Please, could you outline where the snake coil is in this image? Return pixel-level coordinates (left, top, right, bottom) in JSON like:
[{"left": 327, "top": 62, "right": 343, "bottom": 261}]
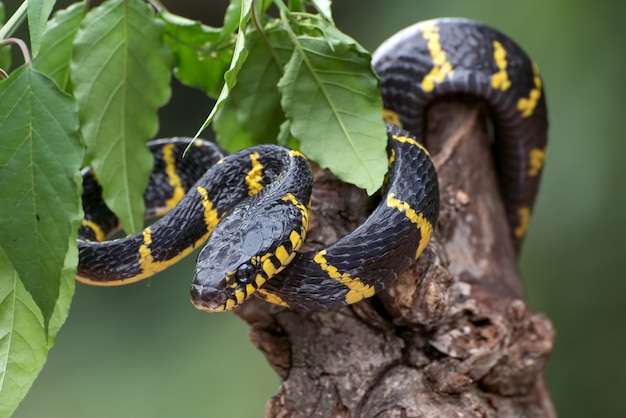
[{"left": 77, "top": 18, "right": 547, "bottom": 312}]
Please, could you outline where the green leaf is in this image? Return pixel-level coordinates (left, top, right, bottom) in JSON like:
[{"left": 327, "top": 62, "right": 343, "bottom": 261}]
[
  {"left": 161, "top": 11, "right": 232, "bottom": 98},
  {"left": 0, "top": 249, "right": 47, "bottom": 418},
  {"left": 0, "top": 2, "right": 10, "bottom": 72},
  {"left": 292, "top": 13, "right": 367, "bottom": 52},
  {"left": 278, "top": 27, "right": 387, "bottom": 194},
  {"left": 196, "top": 0, "right": 253, "bottom": 136},
  {"left": 221, "top": 0, "right": 274, "bottom": 41},
  {"left": 214, "top": 27, "right": 293, "bottom": 151},
  {"left": 0, "top": 232, "right": 74, "bottom": 416},
  {"left": 71, "top": 0, "right": 171, "bottom": 233},
  {"left": 311, "top": 0, "right": 333, "bottom": 23},
  {"left": 221, "top": 0, "right": 241, "bottom": 41},
  {"left": 27, "top": 0, "right": 56, "bottom": 57},
  {"left": 33, "top": 2, "right": 85, "bottom": 93},
  {"left": 288, "top": 0, "right": 305, "bottom": 12},
  {"left": 46, "top": 232, "right": 78, "bottom": 347},
  {"left": 277, "top": 119, "right": 291, "bottom": 146},
  {"left": 277, "top": 119, "right": 299, "bottom": 149},
  {"left": 0, "top": 66, "right": 82, "bottom": 329},
  {"left": 213, "top": 103, "right": 252, "bottom": 151}
]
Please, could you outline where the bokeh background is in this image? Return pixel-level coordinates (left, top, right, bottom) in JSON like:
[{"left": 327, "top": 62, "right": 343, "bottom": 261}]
[{"left": 7, "top": 0, "right": 625, "bottom": 416}]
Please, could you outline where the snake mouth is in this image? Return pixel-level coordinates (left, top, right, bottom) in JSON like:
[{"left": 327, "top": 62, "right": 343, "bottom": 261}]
[{"left": 190, "top": 283, "right": 228, "bottom": 312}]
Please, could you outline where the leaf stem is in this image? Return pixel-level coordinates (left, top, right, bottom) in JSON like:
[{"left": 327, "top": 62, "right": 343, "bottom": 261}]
[
  {"left": 0, "top": 38, "right": 31, "bottom": 66},
  {"left": 273, "top": 0, "right": 289, "bottom": 15},
  {"left": 252, "top": 1, "right": 283, "bottom": 73},
  {"left": 0, "top": 1, "right": 27, "bottom": 40},
  {"left": 251, "top": 0, "right": 263, "bottom": 31},
  {"left": 274, "top": 0, "right": 298, "bottom": 41},
  {"left": 146, "top": 0, "right": 165, "bottom": 13}
]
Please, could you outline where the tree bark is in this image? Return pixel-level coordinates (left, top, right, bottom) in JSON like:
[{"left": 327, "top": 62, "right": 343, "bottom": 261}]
[{"left": 236, "top": 98, "right": 556, "bottom": 418}]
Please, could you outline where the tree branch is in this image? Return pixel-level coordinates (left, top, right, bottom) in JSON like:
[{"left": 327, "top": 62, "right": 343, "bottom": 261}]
[{"left": 236, "top": 98, "right": 555, "bottom": 418}]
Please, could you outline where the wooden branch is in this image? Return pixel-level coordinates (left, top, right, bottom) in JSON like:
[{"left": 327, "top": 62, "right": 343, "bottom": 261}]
[{"left": 236, "top": 99, "right": 556, "bottom": 418}]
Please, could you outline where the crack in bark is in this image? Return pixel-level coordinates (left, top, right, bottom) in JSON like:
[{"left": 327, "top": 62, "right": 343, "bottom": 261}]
[{"left": 355, "top": 359, "right": 405, "bottom": 417}]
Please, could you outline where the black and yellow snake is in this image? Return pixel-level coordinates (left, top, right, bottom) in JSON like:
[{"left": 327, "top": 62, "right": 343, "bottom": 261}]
[{"left": 77, "top": 18, "right": 548, "bottom": 312}]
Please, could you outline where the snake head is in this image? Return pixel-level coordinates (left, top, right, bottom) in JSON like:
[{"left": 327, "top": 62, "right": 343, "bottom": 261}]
[
  {"left": 190, "top": 240, "right": 265, "bottom": 313},
  {"left": 190, "top": 195, "right": 307, "bottom": 312}
]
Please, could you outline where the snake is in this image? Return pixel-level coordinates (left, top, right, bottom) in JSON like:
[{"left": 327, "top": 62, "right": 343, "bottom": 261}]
[{"left": 76, "top": 18, "right": 548, "bottom": 312}]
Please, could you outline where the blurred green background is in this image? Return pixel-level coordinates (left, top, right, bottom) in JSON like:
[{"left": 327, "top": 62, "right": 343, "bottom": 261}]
[{"left": 7, "top": 0, "right": 626, "bottom": 416}]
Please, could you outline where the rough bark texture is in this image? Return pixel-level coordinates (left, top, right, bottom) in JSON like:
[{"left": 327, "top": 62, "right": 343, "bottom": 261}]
[{"left": 236, "top": 99, "right": 556, "bottom": 418}]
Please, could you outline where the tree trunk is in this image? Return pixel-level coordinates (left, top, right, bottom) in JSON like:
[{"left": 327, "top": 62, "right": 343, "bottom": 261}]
[{"left": 235, "top": 98, "right": 556, "bottom": 418}]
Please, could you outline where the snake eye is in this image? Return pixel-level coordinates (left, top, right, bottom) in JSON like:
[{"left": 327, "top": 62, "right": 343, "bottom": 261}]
[{"left": 235, "top": 263, "right": 254, "bottom": 284}]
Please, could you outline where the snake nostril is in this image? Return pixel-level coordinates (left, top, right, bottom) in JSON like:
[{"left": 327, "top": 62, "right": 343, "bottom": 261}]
[{"left": 190, "top": 284, "right": 227, "bottom": 310}]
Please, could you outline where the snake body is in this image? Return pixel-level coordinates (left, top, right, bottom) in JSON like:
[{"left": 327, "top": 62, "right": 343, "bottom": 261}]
[
  {"left": 373, "top": 18, "right": 548, "bottom": 250},
  {"left": 77, "top": 18, "right": 547, "bottom": 312}
]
